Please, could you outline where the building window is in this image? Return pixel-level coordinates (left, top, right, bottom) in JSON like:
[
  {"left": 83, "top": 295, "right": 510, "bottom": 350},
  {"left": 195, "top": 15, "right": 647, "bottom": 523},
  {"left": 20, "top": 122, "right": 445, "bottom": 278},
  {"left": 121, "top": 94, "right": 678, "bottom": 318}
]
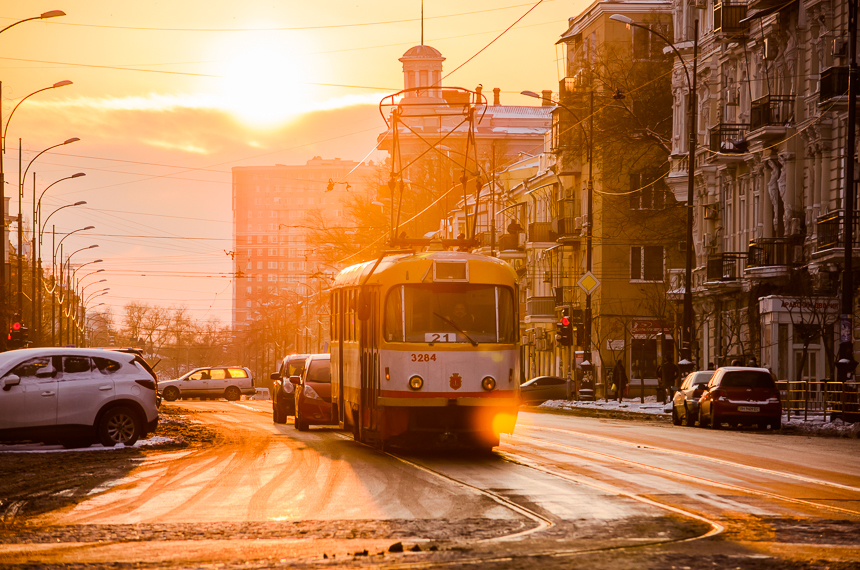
[
  {"left": 246, "top": 286, "right": 252, "bottom": 293},
  {"left": 268, "top": 261, "right": 277, "bottom": 269},
  {"left": 630, "top": 246, "right": 663, "bottom": 281},
  {"left": 632, "top": 23, "right": 669, "bottom": 61},
  {"left": 629, "top": 173, "right": 665, "bottom": 210},
  {"left": 256, "top": 261, "right": 263, "bottom": 269}
]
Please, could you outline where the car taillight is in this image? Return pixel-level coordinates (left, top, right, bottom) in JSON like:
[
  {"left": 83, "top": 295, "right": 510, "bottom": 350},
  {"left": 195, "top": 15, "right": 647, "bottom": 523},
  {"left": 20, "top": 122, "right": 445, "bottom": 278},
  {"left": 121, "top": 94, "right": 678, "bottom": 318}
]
[
  {"left": 712, "top": 389, "right": 727, "bottom": 400},
  {"left": 136, "top": 379, "right": 156, "bottom": 390}
]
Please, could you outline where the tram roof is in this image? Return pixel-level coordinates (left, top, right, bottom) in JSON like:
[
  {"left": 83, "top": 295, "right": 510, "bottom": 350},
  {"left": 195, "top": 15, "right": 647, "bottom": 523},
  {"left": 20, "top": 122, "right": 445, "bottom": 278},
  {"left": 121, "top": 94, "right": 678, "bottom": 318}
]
[{"left": 332, "top": 250, "right": 517, "bottom": 289}]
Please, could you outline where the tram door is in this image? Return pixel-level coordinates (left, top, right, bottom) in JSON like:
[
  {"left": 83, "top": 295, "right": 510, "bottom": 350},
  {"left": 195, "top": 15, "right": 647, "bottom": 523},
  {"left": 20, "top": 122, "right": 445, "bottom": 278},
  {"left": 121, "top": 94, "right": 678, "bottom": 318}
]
[{"left": 359, "top": 287, "right": 381, "bottom": 433}]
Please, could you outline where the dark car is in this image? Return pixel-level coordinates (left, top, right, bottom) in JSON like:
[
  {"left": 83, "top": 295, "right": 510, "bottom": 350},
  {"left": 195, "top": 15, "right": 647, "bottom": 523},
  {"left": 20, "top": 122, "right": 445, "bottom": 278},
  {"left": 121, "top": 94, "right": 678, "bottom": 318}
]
[
  {"left": 292, "top": 354, "right": 337, "bottom": 431},
  {"left": 670, "top": 370, "right": 715, "bottom": 426},
  {"left": 520, "top": 376, "right": 569, "bottom": 405},
  {"left": 271, "top": 353, "right": 309, "bottom": 424},
  {"left": 698, "top": 367, "right": 782, "bottom": 430}
]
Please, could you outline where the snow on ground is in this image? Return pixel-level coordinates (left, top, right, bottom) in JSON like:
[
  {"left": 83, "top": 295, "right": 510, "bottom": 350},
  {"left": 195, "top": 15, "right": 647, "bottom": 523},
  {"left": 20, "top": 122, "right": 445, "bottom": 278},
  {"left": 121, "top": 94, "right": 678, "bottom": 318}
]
[
  {"left": 0, "top": 436, "right": 181, "bottom": 453},
  {"left": 538, "top": 396, "right": 860, "bottom": 438}
]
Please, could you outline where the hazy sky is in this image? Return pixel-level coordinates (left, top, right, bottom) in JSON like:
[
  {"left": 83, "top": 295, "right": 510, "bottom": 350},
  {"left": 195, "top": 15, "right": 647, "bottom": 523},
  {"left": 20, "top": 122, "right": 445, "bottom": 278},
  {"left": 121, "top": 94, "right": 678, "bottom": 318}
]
[{"left": 1, "top": 0, "right": 583, "bottom": 325}]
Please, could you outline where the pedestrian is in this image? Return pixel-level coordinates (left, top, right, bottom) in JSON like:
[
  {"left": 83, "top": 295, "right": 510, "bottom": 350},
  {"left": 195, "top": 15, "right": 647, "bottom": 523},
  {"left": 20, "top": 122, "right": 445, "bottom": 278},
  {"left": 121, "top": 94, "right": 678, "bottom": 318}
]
[
  {"left": 747, "top": 356, "right": 758, "bottom": 367},
  {"left": 731, "top": 358, "right": 743, "bottom": 366},
  {"left": 707, "top": 361, "right": 715, "bottom": 370},
  {"left": 611, "top": 358, "right": 628, "bottom": 402},
  {"left": 655, "top": 356, "right": 679, "bottom": 404}
]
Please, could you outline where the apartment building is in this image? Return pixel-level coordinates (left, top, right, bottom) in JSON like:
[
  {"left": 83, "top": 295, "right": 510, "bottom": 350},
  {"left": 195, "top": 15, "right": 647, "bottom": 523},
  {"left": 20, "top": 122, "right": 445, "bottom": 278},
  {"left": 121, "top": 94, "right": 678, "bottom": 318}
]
[{"left": 231, "top": 157, "right": 374, "bottom": 329}]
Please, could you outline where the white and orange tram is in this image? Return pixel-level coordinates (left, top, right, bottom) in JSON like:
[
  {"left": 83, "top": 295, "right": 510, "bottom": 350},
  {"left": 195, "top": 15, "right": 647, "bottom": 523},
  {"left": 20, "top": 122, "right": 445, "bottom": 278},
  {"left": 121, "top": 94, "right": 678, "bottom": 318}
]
[{"left": 330, "top": 250, "right": 520, "bottom": 450}]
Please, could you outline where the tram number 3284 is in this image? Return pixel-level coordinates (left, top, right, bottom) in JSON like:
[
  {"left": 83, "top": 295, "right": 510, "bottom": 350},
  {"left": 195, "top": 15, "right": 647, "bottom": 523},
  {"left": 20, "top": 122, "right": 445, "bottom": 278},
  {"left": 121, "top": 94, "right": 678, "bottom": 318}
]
[{"left": 411, "top": 353, "right": 437, "bottom": 362}]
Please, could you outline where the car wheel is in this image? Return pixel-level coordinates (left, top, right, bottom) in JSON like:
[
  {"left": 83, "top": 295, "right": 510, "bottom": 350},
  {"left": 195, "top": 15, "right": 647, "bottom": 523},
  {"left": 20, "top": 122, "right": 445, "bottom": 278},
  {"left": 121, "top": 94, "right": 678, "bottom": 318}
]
[
  {"left": 684, "top": 405, "right": 696, "bottom": 427},
  {"left": 162, "top": 387, "right": 180, "bottom": 402},
  {"left": 697, "top": 406, "right": 708, "bottom": 428},
  {"left": 672, "top": 405, "right": 682, "bottom": 426},
  {"left": 224, "top": 386, "right": 241, "bottom": 401},
  {"left": 98, "top": 406, "right": 141, "bottom": 447},
  {"left": 295, "top": 406, "right": 309, "bottom": 431},
  {"left": 273, "top": 403, "right": 286, "bottom": 424},
  {"left": 769, "top": 416, "right": 782, "bottom": 430},
  {"left": 708, "top": 408, "right": 721, "bottom": 430},
  {"left": 61, "top": 437, "right": 93, "bottom": 449}
]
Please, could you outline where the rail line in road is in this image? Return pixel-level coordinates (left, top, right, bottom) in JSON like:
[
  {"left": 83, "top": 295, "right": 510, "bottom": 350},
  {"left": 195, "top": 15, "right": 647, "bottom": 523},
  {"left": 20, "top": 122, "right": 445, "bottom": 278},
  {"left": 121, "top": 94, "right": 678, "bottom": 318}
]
[
  {"left": 505, "top": 433, "right": 860, "bottom": 519},
  {"left": 517, "top": 424, "right": 860, "bottom": 494}
]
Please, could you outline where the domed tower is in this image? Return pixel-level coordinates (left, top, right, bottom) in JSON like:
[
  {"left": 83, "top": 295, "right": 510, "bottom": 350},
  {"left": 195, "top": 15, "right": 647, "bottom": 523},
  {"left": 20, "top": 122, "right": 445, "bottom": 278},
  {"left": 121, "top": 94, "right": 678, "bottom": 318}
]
[{"left": 399, "top": 45, "right": 445, "bottom": 103}]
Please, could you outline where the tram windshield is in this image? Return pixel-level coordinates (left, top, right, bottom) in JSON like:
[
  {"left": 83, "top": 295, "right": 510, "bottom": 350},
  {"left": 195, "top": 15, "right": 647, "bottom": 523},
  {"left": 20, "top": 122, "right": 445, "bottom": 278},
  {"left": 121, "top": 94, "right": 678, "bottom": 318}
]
[{"left": 384, "top": 284, "right": 516, "bottom": 344}]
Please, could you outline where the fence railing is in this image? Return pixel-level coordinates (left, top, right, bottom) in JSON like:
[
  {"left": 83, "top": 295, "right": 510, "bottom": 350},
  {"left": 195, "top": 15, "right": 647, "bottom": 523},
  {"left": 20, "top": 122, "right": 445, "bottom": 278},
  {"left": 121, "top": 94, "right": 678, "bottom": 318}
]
[
  {"left": 775, "top": 380, "right": 860, "bottom": 422},
  {"left": 749, "top": 94, "right": 794, "bottom": 130}
]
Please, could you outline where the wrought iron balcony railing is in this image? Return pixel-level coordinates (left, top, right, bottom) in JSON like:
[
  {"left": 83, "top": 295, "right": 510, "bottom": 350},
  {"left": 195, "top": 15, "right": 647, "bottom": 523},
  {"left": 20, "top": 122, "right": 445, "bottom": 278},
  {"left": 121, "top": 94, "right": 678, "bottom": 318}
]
[
  {"left": 817, "top": 209, "right": 860, "bottom": 251},
  {"left": 709, "top": 123, "right": 749, "bottom": 154},
  {"left": 706, "top": 252, "right": 747, "bottom": 282},
  {"left": 820, "top": 66, "right": 849, "bottom": 103},
  {"left": 748, "top": 237, "right": 798, "bottom": 268},
  {"left": 749, "top": 94, "right": 795, "bottom": 130}
]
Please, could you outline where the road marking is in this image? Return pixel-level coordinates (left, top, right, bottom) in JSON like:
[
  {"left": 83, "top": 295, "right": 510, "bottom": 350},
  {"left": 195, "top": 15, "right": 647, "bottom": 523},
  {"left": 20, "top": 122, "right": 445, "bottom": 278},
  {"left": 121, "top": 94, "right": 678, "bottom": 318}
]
[
  {"left": 506, "top": 433, "right": 860, "bottom": 518},
  {"left": 517, "top": 424, "right": 860, "bottom": 493}
]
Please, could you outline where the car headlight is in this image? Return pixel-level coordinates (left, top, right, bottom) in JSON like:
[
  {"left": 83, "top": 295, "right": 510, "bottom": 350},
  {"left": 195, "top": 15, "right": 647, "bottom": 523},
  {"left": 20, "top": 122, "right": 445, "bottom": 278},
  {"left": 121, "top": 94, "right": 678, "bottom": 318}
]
[
  {"left": 408, "top": 375, "right": 423, "bottom": 391},
  {"left": 303, "top": 385, "right": 322, "bottom": 400},
  {"left": 482, "top": 376, "right": 496, "bottom": 391}
]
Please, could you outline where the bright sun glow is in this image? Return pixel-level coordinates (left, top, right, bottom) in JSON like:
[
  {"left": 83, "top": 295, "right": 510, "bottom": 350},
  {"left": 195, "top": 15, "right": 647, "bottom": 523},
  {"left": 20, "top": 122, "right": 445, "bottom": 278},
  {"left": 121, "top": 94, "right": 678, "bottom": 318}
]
[{"left": 215, "top": 31, "right": 311, "bottom": 128}]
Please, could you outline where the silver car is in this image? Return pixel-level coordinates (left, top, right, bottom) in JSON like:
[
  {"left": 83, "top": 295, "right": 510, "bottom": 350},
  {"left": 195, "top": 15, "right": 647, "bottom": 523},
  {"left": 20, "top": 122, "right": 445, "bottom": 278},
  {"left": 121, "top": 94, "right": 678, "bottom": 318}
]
[
  {"left": 160, "top": 366, "right": 255, "bottom": 402},
  {"left": 670, "top": 370, "right": 715, "bottom": 426}
]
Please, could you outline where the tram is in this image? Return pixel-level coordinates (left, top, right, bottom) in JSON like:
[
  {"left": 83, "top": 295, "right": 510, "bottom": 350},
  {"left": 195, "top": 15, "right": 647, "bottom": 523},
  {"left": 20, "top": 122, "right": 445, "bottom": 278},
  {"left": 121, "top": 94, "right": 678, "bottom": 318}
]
[{"left": 330, "top": 249, "right": 520, "bottom": 450}]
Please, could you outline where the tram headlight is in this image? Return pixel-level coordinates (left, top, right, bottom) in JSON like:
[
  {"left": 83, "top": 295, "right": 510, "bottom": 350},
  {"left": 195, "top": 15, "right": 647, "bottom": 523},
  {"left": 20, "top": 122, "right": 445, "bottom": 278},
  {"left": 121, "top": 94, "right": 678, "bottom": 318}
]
[
  {"left": 408, "top": 375, "right": 424, "bottom": 391},
  {"left": 481, "top": 376, "right": 496, "bottom": 391}
]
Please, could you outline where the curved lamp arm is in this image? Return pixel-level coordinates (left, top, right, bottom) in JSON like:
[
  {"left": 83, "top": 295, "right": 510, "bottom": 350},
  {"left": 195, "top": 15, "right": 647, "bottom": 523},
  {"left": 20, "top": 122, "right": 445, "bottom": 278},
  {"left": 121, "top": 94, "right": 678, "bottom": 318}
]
[
  {"left": 2, "top": 82, "right": 73, "bottom": 153},
  {"left": 0, "top": 10, "right": 65, "bottom": 35}
]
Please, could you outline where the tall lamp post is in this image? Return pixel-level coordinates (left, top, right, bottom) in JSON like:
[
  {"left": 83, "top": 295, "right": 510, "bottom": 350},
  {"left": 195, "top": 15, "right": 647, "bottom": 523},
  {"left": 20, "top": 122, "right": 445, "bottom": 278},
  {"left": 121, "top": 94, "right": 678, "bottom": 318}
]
[
  {"left": 43, "top": 205, "right": 89, "bottom": 344},
  {"left": 18, "top": 137, "right": 80, "bottom": 319},
  {"left": 0, "top": 57, "right": 70, "bottom": 343},
  {"left": 521, "top": 89, "right": 596, "bottom": 376},
  {"left": 610, "top": 14, "right": 698, "bottom": 373},
  {"left": 58, "top": 245, "right": 98, "bottom": 346},
  {"left": 34, "top": 176, "right": 87, "bottom": 343}
]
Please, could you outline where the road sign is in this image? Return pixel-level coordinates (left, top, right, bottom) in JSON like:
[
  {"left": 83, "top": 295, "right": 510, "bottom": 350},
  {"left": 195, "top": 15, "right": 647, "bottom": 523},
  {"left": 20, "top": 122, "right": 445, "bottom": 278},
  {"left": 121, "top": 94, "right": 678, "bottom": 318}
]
[
  {"left": 317, "top": 304, "right": 330, "bottom": 316},
  {"left": 577, "top": 271, "right": 600, "bottom": 295}
]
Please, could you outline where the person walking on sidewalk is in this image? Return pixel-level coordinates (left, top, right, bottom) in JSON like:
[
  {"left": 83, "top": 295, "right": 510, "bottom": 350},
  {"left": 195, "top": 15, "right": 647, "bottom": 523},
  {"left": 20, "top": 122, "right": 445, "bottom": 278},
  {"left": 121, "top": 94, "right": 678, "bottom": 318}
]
[{"left": 612, "top": 358, "right": 628, "bottom": 402}]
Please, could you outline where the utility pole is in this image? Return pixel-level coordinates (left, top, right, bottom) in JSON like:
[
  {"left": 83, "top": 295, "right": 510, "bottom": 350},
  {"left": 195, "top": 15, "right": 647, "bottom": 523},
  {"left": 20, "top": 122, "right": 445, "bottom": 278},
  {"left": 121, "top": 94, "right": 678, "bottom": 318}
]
[{"left": 838, "top": 0, "right": 859, "bottom": 386}]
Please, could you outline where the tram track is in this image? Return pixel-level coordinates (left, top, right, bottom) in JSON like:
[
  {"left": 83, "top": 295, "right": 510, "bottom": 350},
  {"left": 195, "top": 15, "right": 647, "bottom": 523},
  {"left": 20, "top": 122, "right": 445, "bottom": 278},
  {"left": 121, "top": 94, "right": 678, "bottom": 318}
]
[
  {"left": 334, "top": 433, "right": 727, "bottom": 569},
  {"left": 517, "top": 424, "right": 860, "bottom": 494}
]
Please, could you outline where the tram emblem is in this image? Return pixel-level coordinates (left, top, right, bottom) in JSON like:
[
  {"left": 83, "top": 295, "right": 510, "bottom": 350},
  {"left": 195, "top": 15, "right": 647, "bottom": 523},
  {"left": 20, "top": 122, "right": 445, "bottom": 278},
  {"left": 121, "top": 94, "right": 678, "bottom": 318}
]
[{"left": 449, "top": 372, "right": 462, "bottom": 390}]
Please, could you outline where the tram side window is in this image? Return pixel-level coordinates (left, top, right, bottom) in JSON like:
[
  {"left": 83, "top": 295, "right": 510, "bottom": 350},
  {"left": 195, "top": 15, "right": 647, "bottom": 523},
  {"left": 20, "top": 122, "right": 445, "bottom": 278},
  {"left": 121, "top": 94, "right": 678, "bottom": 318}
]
[{"left": 385, "top": 286, "right": 404, "bottom": 342}]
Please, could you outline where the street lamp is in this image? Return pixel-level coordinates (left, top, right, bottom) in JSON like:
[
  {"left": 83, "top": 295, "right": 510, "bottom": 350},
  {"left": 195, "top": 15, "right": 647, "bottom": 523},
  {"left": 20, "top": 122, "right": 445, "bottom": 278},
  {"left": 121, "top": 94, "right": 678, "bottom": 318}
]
[
  {"left": 0, "top": 70, "right": 72, "bottom": 340},
  {"left": 57, "top": 245, "right": 98, "bottom": 346},
  {"left": 18, "top": 137, "right": 81, "bottom": 317},
  {"left": 0, "top": 11, "right": 66, "bottom": 35},
  {"left": 521, "top": 89, "right": 596, "bottom": 377},
  {"left": 610, "top": 13, "right": 698, "bottom": 373},
  {"left": 33, "top": 180, "right": 87, "bottom": 343}
]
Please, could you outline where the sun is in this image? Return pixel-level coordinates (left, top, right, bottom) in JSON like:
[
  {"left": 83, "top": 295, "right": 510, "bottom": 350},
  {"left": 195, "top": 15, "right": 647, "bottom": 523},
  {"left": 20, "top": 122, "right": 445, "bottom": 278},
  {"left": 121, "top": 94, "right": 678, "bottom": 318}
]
[{"left": 215, "top": 31, "right": 312, "bottom": 128}]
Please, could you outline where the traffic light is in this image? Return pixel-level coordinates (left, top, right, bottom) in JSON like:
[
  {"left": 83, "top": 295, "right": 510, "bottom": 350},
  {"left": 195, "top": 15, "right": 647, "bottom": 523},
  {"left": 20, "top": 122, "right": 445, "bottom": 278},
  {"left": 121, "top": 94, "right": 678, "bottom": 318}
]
[
  {"left": 558, "top": 316, "right": 573, "bottom": 346},
  {"left": 8, "top": 322, "right": 23, "bottom": 349}
]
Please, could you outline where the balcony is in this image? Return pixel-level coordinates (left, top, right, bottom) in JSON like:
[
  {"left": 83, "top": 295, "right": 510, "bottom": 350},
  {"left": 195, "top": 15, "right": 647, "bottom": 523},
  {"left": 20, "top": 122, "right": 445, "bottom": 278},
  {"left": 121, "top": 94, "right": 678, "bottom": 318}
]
[
  {"left": 815, "top": 210, "right": 860, "bottom": 265},
  {"left": 708, "top": 123, "right": 749, "bottom": 161},
  {"left": 526, "top": 296, "right": 556, "bottom": 322},
  {"left": 555, "top": 198, "right": 581, "bottom": 241},
  {"left": 554, "top": 286, "right": 578, "bottom": 307},
  {"left": 748, "top": 94, "right": 794, "bottom": 143},
  {"left": 819, "top": 66, "right": 848, "bottom": 105},
  {"left": 714, "top": 2, "right": 748, "bottom": 34},
  {"left": 747, "top": 237, "right": 800, "bottom": 278},
  {"left": 527, "top": 222, "right": 557, "bottom": 245},
  {"left": 705, "top": 252, "right": 747, "bottom": 283}
]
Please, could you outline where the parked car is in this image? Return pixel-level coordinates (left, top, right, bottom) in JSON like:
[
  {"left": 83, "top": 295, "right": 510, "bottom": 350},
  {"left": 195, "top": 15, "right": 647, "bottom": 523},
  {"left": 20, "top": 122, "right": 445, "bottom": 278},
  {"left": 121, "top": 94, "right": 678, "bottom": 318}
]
[
  {"left": 520, "top": 376, "right": 569, "bottom": 405},
  {"left": 292, "top": 354, "right": 337, "bottom": 431},
  {"left": 0, "top": 347, "right": 159, "bottom": 448},
  {"left": 670, "top": 370, "right": 715, "bottom": 426},
  {"left": 271, "top": 353, "right": 308, "bottom": 424},
  {"left": 698, "top": 367, "right": 782, "bottom": 430},
  {"left": 159, "top": 366, "right": 254, "bottom": 402}
]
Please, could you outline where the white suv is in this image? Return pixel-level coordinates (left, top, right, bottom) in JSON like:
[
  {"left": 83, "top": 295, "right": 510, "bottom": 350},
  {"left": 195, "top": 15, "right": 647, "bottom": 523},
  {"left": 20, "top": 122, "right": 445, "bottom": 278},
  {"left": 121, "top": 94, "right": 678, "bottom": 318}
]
[
  {"left": 0, "top": 347, "right": 159, "bottom": 448},
  {"left": 159, "top": 366, "right": 255, "bottom": 402}
]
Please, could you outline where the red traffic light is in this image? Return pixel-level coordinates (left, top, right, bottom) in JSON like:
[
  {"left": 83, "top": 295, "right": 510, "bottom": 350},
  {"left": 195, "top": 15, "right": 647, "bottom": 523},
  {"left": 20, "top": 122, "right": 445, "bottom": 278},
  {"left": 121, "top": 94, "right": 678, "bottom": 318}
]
[
  {"left": 11, "top": 322, "right": 21, "bottom": 331},
  {"left": 560, "top": 317, "right": 570, "bottom": 326}
]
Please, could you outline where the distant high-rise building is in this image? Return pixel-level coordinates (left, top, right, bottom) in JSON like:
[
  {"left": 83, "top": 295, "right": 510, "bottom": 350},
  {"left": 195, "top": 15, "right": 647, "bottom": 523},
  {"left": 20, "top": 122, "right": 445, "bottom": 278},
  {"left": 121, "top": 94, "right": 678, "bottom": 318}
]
[{"left": 231, "top": 157, "right": 374, "bottom": 329}]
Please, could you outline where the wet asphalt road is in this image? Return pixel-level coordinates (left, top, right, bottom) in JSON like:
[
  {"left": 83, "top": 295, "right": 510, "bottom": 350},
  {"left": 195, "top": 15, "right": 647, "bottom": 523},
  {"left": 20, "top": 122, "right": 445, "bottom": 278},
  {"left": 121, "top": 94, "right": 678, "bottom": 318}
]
[{"left": 2, "top": 400, "right": 859, "bottom": 569}]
